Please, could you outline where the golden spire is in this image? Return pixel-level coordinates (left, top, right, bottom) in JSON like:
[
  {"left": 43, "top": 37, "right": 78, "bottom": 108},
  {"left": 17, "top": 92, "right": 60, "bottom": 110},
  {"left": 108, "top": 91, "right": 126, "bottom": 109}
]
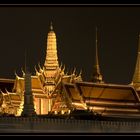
[
  {"left": 95, "top": 27, "right": 99, "bottom": 67},
  {"left": 132, "top": 34, "right": 140, "bottom": 86},
  {"left": 44, "top": 23, "right": 59, "bottom": 69},
  {"left": 91, "top": 27, "right": 103, "bottom": 83}
]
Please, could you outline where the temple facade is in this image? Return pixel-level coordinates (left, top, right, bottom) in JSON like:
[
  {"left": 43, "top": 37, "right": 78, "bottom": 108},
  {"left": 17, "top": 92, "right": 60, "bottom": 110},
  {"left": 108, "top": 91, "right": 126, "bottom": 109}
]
[{"left": 0, "top": 23, "right": 82, "bottom": 116}]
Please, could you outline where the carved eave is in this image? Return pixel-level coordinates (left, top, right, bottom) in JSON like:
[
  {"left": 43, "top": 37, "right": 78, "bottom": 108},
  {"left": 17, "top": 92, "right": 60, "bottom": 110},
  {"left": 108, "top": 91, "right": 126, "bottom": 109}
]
[
  {"left": 35, "top": 67, "right": 46, "bottom": 87},
  {"left": 44, "top": 88, "right": 53, "bottom": 98},
  {"left": 53, "top": 76, "right": 63, "bottom": 93},
  {"left": 51, "top": 93, "right": 68, "bottom": 112},
  {"left": 31, "top": 75, "right": 44, "bottom": 90},
  {"left": 4, "top": 90, "right": 12, "bottom": 104},
  {"left": 73, "top": 74, "right": 83, "bottom": 82},
  {"left": 37, "top": 68, "right": 46, "bottom": 85},
  {"left": 59, "top": 67, "right": 64, "bottom": 76},
  {"left": 12, "top": 75, "right": 24, "bottom": 93},
  {"left": 15, "top": 71, "right": 21, "bottom": 80}
]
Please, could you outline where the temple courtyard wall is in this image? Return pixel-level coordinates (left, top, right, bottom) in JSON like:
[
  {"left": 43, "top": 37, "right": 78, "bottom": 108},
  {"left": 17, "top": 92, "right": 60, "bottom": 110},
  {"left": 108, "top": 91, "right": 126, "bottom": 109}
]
[{"left": 0, "top": 117, "right": 139, "bottom": 133}]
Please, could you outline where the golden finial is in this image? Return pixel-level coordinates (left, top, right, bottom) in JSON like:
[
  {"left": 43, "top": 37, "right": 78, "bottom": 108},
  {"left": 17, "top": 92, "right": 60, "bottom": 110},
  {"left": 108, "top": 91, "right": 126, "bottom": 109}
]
[
  {"left": 50, "top": 21, "right": 53, "bottom": 31},
  {"left": 62, "top": 64, "right": 65, "bottom": 72},
  {"left": 34, "top": 65, "right": 38, "bottom": 73},
  {"left": 38, "top": 62, "right": 43, "bottom": 72},
  {"left": 60, "top": 62, "right": 62, "bottom": 69},
  {"left": 14, "top": 70, "right": 17, "bottom": 76},
  {"left": 73, "top": 67, "right": 76, "bottom": 75},
  {"left": 5, "top": 88, "right": 9, "bottom": 94},
  {"left": 66, "top": 71, "right": 68, "bottom": 75},
  {"left": 14, "top": 70, "right": 19, "bottom": 78},
  {"left": 79, "top": 69, "right": 82, "bottom": 76},
  {"left": 0, "top": 89, "right": 3, "bottom": 94},
  {"left": 65, "top": 68, "right": 69, "bottom": 75},
  {"left": 21, "top": 67, "right": 25, "bottom": 77}
]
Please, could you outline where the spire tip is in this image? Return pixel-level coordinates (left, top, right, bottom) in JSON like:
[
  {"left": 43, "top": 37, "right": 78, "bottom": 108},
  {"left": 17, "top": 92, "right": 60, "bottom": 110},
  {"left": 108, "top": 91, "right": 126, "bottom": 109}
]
[{"left": 50, "top": 22, "right": 53, "bottom": 31}]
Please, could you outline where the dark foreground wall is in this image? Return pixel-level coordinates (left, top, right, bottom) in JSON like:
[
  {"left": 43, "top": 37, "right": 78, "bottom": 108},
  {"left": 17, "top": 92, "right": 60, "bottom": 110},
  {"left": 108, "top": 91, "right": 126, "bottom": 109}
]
[{"left": 0, "top": 117, "right": 140, "bottom": 133}]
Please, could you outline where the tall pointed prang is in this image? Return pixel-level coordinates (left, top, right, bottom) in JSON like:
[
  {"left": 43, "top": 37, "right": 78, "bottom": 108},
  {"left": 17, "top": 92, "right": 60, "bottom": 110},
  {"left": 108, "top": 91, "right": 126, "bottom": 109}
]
[
  {"left": 91, "top": 27, "right": 103, "bottom": 83},
  {"left": 132, "top": 34, "right": 140, "bottom": 89},
  {"left": 44, "top": 22, "right": 59, "bottom": 70}
]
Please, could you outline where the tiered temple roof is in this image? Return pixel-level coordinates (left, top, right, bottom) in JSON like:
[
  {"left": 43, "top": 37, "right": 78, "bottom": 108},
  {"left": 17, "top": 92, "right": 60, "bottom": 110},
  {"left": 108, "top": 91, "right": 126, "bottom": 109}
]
[
  {"left": 0, "top": 78, "right": 15, "bottom": 92},
  {"left": 63, "top": 81, "right": 140, "bottom": 120}
]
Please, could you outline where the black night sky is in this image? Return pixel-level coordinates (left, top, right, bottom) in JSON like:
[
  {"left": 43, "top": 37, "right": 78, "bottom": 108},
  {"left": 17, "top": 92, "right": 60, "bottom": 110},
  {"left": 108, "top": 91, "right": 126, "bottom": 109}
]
[{"left": 0, "top": 5, "right": 139, "bottom": 84}]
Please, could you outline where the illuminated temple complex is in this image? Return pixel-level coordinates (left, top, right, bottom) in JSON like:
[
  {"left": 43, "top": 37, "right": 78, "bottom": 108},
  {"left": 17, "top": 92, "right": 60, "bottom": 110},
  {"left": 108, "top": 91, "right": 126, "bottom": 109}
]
[
  {"left": 1, "top": 24, "right": 140, "bottom": 133},
  {"left": 0, "top": 23, "right": 82, "bottom": 116}
]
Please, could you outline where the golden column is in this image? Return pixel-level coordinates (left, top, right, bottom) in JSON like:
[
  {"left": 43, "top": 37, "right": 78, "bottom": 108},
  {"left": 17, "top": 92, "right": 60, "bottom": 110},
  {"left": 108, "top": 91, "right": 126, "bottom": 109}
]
[{"left": 21, "top": 69, "right": 36, "bottom": 117}]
